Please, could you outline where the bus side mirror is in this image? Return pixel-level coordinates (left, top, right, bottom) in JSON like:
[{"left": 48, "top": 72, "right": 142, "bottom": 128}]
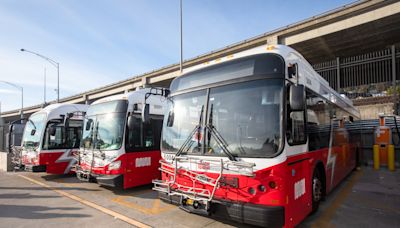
[
  {"left": 85, "top": 119, "right": 93, "bottom": 131},
  {"left": 142, "top": 103, "right": 150, "bottom": 123},
  {"left": 349, "top": 116, "right": 354, "bottom": 123},
  {"left": 127, "top": 115, "right": 135, "bottom": 130},
  {"left": 288, "top": 63, "right": 297, "bottom": 78},
  {"left": 49, "top": 126, "right": 57, "bottom": 136},
  {"left": 167, "top": 111, "right": 174, "bottom": 127},
  {"left": 30, "top": 129, "right": 36, "bottom": 136},
  {"left": 289, "top": 84, "right": 305, "bottom": 111},
  {"left": 9, "top": 124, "right": 14, "bottom": 133}
]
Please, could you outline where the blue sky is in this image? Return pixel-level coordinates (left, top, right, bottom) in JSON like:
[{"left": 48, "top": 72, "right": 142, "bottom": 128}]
[{"left": 0, "top": 0, "right": 355, "bottom": 112}]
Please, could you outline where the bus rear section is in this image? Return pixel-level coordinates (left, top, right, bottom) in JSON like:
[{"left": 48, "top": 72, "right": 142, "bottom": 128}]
[
  {"left": 20, "top": 104, "right": 88, "bottom": 174},
  {"left": 76, "top": 88, "right": 167, "bottom": 189},
  {"left": 152, "top": 45, "right": 361, "bottom": 227}
]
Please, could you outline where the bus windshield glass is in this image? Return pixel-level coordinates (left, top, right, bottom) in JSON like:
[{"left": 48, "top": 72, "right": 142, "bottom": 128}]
[
  {"left": 22, "top": 113, "right": 47, "bottom": 150},
  {"left": 162, "top": 79, "right": 283, "bottom": 157},
  {"left": 81, "top": 100, "right": 127, "bottom": 151}
]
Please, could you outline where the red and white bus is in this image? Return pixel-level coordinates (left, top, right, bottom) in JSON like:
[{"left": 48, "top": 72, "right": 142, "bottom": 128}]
[
  {"left": 152, "top": 45, "right": 361, "bottom": 227},
  {"left": 76, "top": 88, "right": 167, "bottom": 189},
  {"left": 20, "top": 104, "right": 88, "bottom": 174}
]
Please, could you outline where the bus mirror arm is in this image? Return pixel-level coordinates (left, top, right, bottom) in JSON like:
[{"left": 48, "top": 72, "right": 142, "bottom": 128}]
[
  {"left": 289, "top": 84, "right": 305, "bottom": 111},
  {"left": 142, "top": 103, "right": 150, "bottom": 123},
  {"left": 49, "top": 126, "right": 56, "bottom": 136},
  {"left": 127, "top": 115, "right": 135, "bottom": 130},
  {"left": 85, "top": 119, "right": 93, "bottom": 131},
  {"left": 166, "top": 111, "right": 174, "bottom": 127}
]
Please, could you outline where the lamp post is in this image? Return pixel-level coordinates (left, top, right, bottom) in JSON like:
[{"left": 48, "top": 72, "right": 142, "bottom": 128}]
[
  {"left": 20, "top": 48, "right": 60, "bottom": 102},
  {"left": 44, "top": 67, "right": 46, "bottom": 105},
  {"left": 180, "top": 0, "right": 183, "bottom": 73},
  {"left": 0, "top": 81, "right": 23, "bottom": 120}
]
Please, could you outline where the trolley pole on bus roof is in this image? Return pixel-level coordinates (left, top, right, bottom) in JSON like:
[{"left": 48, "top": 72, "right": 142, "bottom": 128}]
[{"left": 180, "top": 0, "right": 183, "bottom": 73}]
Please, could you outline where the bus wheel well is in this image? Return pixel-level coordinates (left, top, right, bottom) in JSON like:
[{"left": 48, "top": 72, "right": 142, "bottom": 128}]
[{"left": 315, "top": 162, "right": 326, "bottom": 199}]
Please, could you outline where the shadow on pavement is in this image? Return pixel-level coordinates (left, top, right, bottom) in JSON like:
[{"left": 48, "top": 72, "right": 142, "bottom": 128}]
[
  {"left": 0, "top": 193, "right": 60, "bottom": 199},
  {"left": 41, "top": 174, "right": 82, "bottom": 183},
  {"left": 0, "top": 205, "right": 91, "bottom": 219},
  {"left": 0, "top": 186, "right": 100, "bottom": 192},
  {"left": 106, "top": 184, "right": 157, "bottom": 199}
]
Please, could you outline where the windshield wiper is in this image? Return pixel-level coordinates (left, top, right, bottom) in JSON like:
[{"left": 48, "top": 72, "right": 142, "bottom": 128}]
[
  {"left": 174, "top": 105, "right": 204, "bottom": 159},
  {"left": 93, "top": 121, "right": 106, "bottom": 159},
  {"left": 206, "top": 104, "right": 236, "bottom": 161},
  {"left": 28, "top": 119, "right": 37, "bottom": 130}
]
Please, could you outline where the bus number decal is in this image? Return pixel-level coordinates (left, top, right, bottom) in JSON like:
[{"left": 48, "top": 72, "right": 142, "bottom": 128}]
[
  {"left": 294, "top": 178, "right": 305, "bottom": 200},
  {"left": 135, "top": 157, "right": 151, "bottom": 167}
]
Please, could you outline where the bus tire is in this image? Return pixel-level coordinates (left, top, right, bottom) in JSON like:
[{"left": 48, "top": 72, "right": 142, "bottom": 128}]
[{"left": 312, "top": 168, "right": 323, "bottom": 212}]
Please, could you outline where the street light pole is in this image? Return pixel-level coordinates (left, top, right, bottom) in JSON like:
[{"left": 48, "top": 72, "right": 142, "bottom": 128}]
[
  {"left": 20, "top": 48, "right": 60, "bottom": 102},
  {"left": 180, "top": 0, "right": 183, "bottom": 73},
  {"left": 0, "top": 81, "right": 24, "bottom": 120},
  {"left": 44, "top": 67, "right": 46, "bottom": 104}
]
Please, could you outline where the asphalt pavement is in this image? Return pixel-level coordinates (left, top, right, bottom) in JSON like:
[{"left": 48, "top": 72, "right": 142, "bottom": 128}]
[{"left": 0, "top": 166, "right": 399, "bottom": 228}]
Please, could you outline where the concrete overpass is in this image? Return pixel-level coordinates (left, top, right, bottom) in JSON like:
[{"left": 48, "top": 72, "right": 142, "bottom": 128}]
[{"left": 2, "top": 0, "right": 400, "bottom": 122}]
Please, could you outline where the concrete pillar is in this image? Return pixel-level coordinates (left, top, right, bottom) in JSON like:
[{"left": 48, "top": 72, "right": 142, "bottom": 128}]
[
  {"left": 83, "top": 94, "right": 89, "bottom": 105},
  {"left": 141, "top": 77, "right": 149, "bottom": 88},
  {"left": 0, "top": 152, "right": 12, "bottom": 171},
  {"left": 268, "top": 35, "right": 279, "bottom": 45}
]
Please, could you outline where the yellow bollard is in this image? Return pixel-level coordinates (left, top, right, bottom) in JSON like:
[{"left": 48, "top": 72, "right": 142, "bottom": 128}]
[
  {"left": 388, "top": 144, "right": 395, "bottom": 171},
  {"left": 373, "top": 145, "right": 380, "bottom": 170}
]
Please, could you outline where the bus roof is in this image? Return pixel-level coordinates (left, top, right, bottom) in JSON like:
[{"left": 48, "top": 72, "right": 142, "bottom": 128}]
[
  {"left": 32, "top": 103, "right": 88, "bottom": 120},
  {"left": 172, "top": 44, "right": 360, "bottom": 119},
  {"left": 91, "top": 88, "right": 167, "bottom": 116}
]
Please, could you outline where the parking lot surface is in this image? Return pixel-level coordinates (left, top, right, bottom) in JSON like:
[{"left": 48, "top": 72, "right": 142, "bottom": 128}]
[{"left": 0, "top": 167, "right": 399, "bottom": 227}]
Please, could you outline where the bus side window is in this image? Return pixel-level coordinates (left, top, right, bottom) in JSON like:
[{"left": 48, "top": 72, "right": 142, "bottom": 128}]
[
  {"left": 287, "top": 86, "right": 306, "bottom": 145},
  {"left": 126, "top": 115, "right": 163, "bottom": 152},
  {"left": 306, "top": 89, "right": 332, "bottom": 151},
  {"left": 287, "top": 111, "right": 306, "bottom": 144}
]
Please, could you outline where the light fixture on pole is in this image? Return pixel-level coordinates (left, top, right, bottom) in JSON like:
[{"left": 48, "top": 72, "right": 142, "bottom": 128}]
[
  {"left": 20, "top": 48, "right": 60, "bottom": 102},
  {"left": 0, "top": 81, "right": 24, "bottom": 121}
]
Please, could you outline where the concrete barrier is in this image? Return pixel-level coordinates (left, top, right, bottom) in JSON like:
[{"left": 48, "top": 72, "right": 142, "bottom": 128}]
[{"left": 0, "top": 152, "right": 12, "bottom": 171}]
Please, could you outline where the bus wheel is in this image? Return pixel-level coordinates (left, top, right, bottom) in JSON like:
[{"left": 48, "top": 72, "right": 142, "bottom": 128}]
[{"left": 312, "top": 169, "right": 322, "bottom": 212}]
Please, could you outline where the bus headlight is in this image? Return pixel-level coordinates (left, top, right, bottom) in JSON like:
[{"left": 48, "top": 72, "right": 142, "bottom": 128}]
[{"left": 108, "top": 160, "right": 121, "bottom": 170}]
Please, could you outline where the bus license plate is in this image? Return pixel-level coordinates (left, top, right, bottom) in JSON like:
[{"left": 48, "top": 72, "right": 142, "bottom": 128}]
[{"left": 185, "top": 198, "right": 194, "bottom": 205}]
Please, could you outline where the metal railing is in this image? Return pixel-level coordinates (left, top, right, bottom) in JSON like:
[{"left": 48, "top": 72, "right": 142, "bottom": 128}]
[{"left": 313, "top": 45, "right": 400, "bottom": 98}]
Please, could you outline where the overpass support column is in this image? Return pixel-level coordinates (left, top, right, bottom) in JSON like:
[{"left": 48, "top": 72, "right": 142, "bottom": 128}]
[
  {"left": 336, "top": 57, "right": 341, "bottom": 92},
  {"left": 141, "top": 77, "right": 149, "bottom": 88},
  {"left": 83, "top": 94, "right": 89, "bottom": 105},
  {"left": 392, "top": 45, "right": 397, "bottom": 88}
]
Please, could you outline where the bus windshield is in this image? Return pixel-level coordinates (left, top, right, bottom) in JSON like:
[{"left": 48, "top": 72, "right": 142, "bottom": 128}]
[
  {"left": 42, "top": 119, "right": 83, "bottom": 150},
  {"left": 81, "top": 100, "right": 127, "bottom": 151},
  {"left": 162, "top": 79, "right": 284, "bottom": 158},
  {"left": 22, "top": 113, "right": 47, "bottom": 150}
]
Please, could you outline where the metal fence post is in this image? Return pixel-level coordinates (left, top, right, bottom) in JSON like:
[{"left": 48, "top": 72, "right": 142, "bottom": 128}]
[
  {"left": 336, "top": 57, "right": 341, "bottom": 92},
  {"left": 392, "top": 45, "right": 396, "bottom": 88}
]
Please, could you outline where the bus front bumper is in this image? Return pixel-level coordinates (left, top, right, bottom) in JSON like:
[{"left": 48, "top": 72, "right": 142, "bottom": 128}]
[
  {"left": 75, "top": 165, "right": 123, "bottom": 188},
  {"left": 158, "top": 192, "right": 285, "bottom": 227},
  {"left": 24, "top": 164, "right": 46, "bottom": 172},
  {"left": 96, "top": 174, "right": 123, "bottom": 188}
]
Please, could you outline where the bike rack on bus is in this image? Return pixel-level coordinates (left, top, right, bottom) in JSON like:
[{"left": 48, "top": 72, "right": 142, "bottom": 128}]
[
  {"left": 10, "top": 145, "right": 23, "bottom": 171},
  {"left": 75, "top": 147, "right": 102, "bottom": 182},
  {"left": 152, "top": 156, "right": 255, "bottom": 210}
]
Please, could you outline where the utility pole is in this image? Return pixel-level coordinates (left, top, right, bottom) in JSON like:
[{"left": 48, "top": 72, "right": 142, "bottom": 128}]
[
  {"left": 44, "top": 67, "right": 46, "bottom": 104},
  {"left": 180, "top": 0, "right": 183, "bottom": 73}
]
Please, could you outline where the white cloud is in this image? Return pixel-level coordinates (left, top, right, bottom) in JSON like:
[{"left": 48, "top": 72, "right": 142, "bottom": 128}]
[{"left": 0, "top": 89, "right": 19, "bottom": 94}]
